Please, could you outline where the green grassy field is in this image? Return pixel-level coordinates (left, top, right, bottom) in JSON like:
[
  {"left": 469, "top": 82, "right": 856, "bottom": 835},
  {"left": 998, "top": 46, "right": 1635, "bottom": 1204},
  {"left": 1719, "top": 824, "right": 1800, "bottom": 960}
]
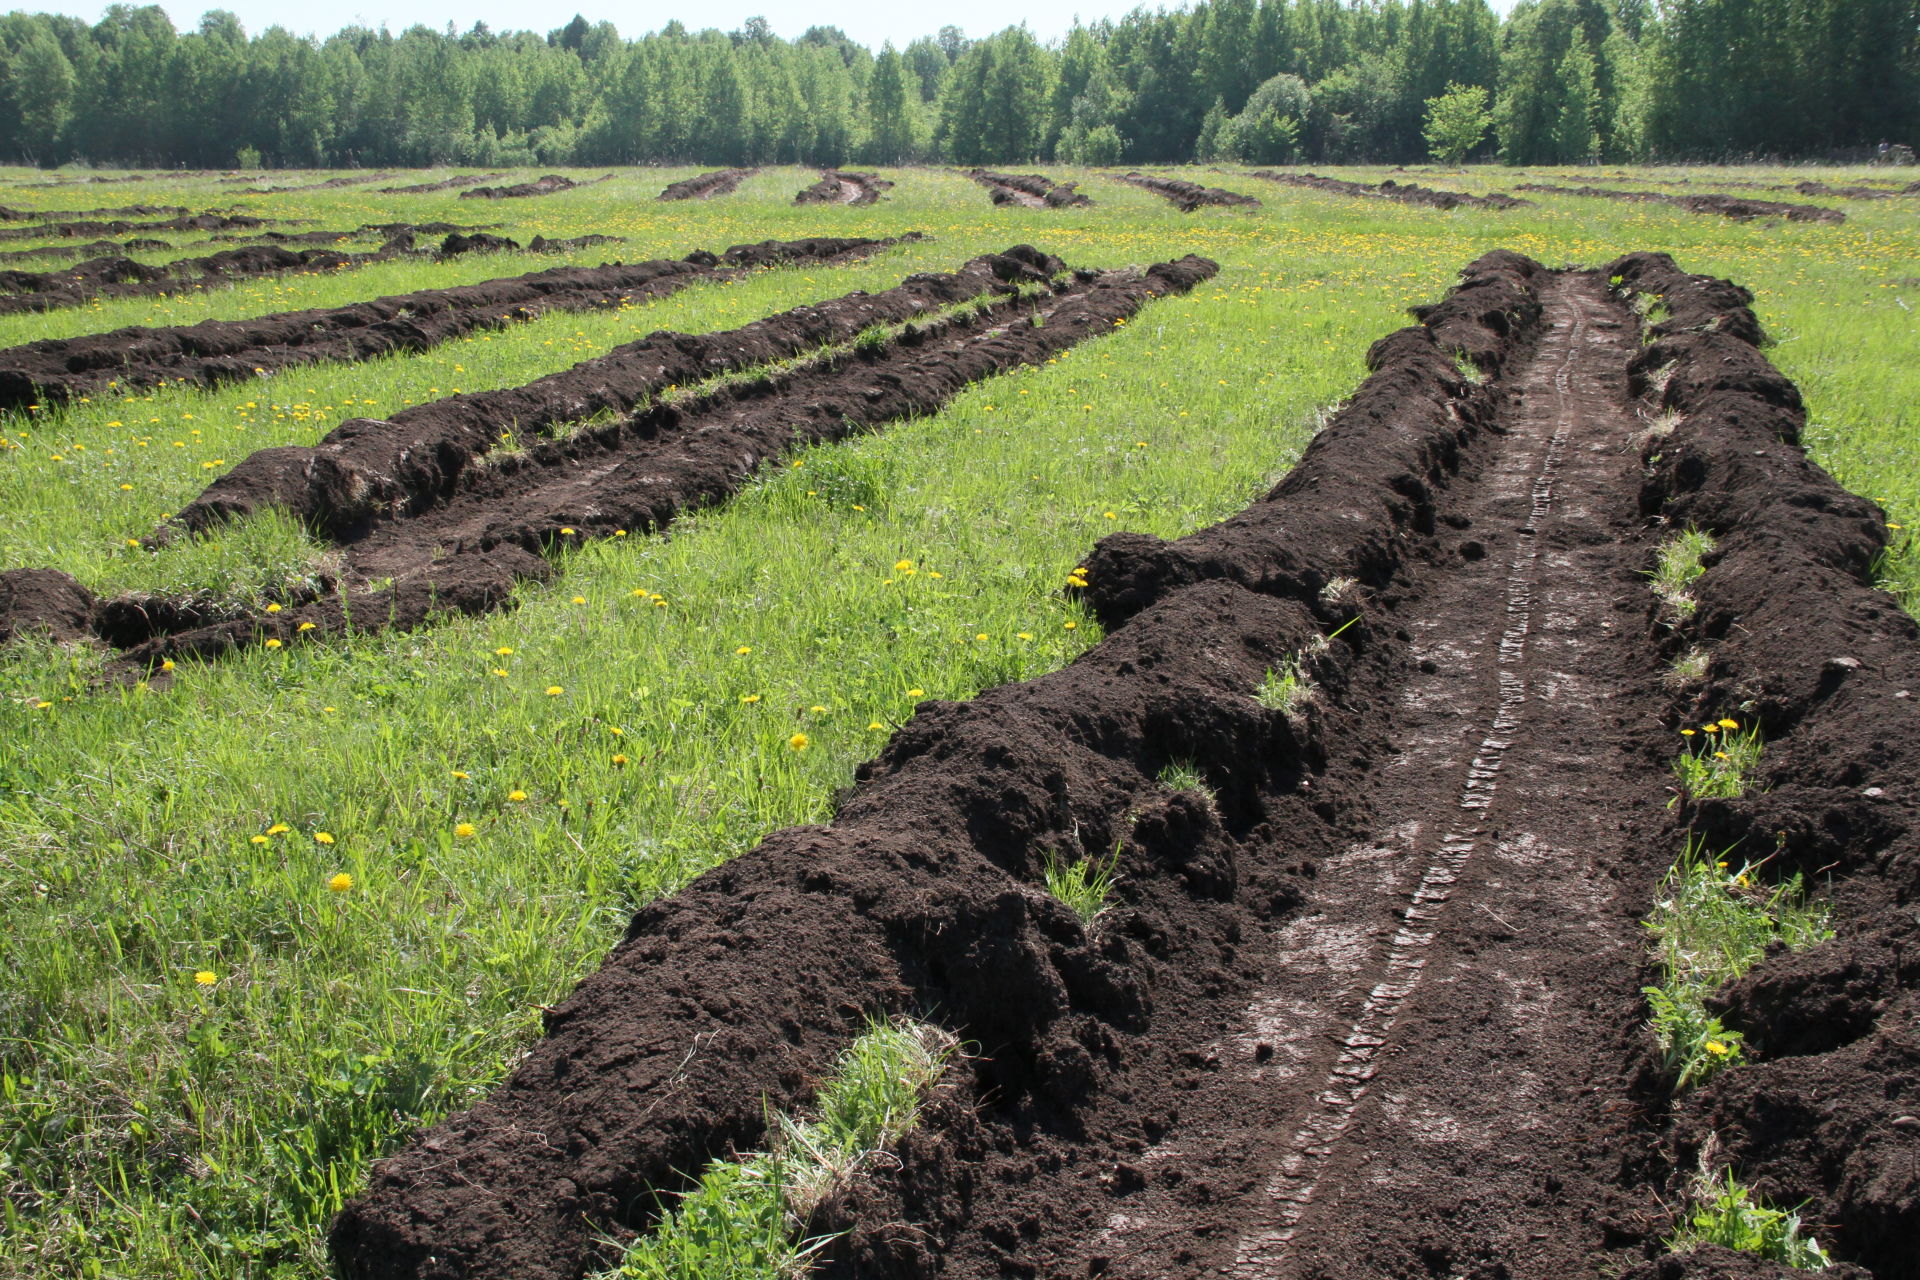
[{"left": 0, "top": 162, "right": 1914, "bottom": 1277}]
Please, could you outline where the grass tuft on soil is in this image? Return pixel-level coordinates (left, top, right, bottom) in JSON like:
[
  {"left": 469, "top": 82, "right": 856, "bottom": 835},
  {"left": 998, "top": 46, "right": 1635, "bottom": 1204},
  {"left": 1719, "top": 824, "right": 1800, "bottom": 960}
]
[{"left": 1666, "top": 1165, "right": 1833, "bottom": 1270}]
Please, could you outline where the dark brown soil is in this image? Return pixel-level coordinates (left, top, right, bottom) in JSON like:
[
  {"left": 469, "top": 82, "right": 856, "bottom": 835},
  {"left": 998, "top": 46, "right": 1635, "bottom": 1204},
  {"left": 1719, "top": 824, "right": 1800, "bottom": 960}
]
[
  {"left": 0, "top": 238, "right": 150, "bottom": 264},
  {"left": 325, "top": 247, "right": 1917, "bottom": 1280},
  {"left": 963, "top": 169, "right": 1094, "bottom": 208},
  {"left": 378, "top": 174, "right": 506, "bottom": 194},
  {"left": 657, "top": 168, "right": 757, "bottom": 201},
  {"left": 0, "top": 202, "right": 189, "bottom": 222},
  {"left": 1249, "top": 169, "right": 1533, "bottom": 210},
  {"left": 0, "top": 235, "right": 910, "bottom": 412},
  {"left": 234, "top": 173, "right": 395, "bottom": 194},
  {"left": 0, "top": 234, "right": 418, "bottom": 315},
  {"left": 1518, "top": 184, "right": 1846, "bottom": 224},
  {"left": 1116, "top": 172, "right": 1260, "bottom": 211},
  {"left": 0, "top": 211, "right": 271, "bottom": 245},
  {"left": 526, "top": 234, "right": 626, "bottom": 253},
  {"left": 1786, "top": 180, "right": 1912, "bottom": 200},
  {"left": 437, "top": 232, "right": 520, "bottom": 257},
  {"left": 114, "top": 249, "right": 1212, "bottom": 674},
  {"left": 795, "top": 170, "right": 893, "bottom": 206},
  {"left": 0, "top": 567, "right": 95, "bottom": 644},
  {"left": 460, "top": 174, "right": 613, "bottom": 200}
]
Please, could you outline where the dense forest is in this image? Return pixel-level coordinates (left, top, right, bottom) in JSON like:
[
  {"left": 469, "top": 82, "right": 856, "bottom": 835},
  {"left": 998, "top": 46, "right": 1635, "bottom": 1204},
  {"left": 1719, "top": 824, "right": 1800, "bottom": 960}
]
[{"left": 1, "top": 0, "right": 1916, "bottom": 169}]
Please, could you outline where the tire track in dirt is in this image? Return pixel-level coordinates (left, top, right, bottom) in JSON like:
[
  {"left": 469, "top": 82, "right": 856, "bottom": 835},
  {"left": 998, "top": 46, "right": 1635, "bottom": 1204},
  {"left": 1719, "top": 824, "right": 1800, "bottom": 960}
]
[{"left": 1075, "top": 271, "right": 1671, "bottom": 1280}]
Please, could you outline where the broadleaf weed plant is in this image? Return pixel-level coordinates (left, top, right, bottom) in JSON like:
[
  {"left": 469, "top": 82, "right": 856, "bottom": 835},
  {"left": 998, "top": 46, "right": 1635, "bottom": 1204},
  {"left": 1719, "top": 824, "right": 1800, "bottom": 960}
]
[
  {"left": 1643, "top": 836, "right": 1831, "bottom": 1089},
  {"left": 1666, "top": 1164, "right": 1832, "bottom": 1269},
  {"left": 1671, "top": 717, "right": 1764, "bottom": 801}
]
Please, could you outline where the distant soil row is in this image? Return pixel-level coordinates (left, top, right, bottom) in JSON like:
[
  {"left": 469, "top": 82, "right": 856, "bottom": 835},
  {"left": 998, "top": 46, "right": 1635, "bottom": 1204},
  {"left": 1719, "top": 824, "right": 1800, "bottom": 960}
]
[
  {"left": 0, "top": 235, "right": 415, "bottom": 316},
  {"left": 459, "top": 174, "right": 615, "bottom": 200},
  {"left": 965, "top": 168, "right": 1093, "bottom": 208},
  {"left": 0, "top": 234, "right": 916, "bottom": 411},
  {"left": 0, "top": 202, "right": 190, "bottom": 222},
  {"left": 1249, "top": 170, "right": 1533, "bottom": 210},
  {"left": 377, "top": 173, "right": 506, "bottom": 194},
  {"left": 794, "top": 169, "right": 892, "bottom": 205},
  {"left": 0, "top": 211, "right": 272, "bottom": 245},
  {"left": 1118, "top": 171, "right": 1260, "bottom": 211},
  {"left": 1517, "top": 182, "right": 1845, "bottom": 223},
  {"left": 657, "top": 168, "right": 758, "bottom": 201}
]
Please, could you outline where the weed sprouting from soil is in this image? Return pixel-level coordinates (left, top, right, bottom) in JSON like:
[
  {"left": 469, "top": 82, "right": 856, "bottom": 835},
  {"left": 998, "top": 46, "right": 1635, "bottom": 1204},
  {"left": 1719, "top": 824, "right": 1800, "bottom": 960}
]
[
  {"left": 1671, "top": 717, "right": 1763, "bottom": 800},
  {"left": 1043, "top": 844, "right": 1120, "bottom": 926},
  {"left": 1642, "top": 837, "right": 1830, "bottom": 1089},
  {"left": 1256, "top": 657, "right": 1314, "bottom": 714},
  {"left": 1650, "top": 527, "right": 1717, "bottom": 619},
  {"left": 1450, "top": 350, "right": 1488, "bottom": 385},
  {"left": 607, "top": 1018, "right": 953, "bottom": 1280},
  {"left": 1157, "top": 760, "right": 1216, "bottom": 807},
  {"left": 1666, "top": 645, "right": 1710, "bottom": 688},
  {"left": 1666, "top": 1164, "right": 1832, "bottom": 1269}
]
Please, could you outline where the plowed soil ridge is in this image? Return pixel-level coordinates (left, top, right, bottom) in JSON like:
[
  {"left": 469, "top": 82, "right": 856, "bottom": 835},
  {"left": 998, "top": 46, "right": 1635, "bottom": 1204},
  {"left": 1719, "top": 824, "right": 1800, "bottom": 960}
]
[
  {"left": 235, "top": 173, "right": 395, "bottom": 194},
  {"left": 0, "top": 235, "right": 912, "bottom": 412},
  {"left": 1611, "top": 250, "right": 1918, "bottom": 1279},
  {"left": 328, "top": 247, "right": 1916, "bottom": 1280},
  {"left": 0, "top": 233, "right": 418, "bottom": 316},
  {"left": 657, "top": 168, "right": 757, "bottom": 201},
  {"left": 1518, "top": 183, "right": 1846, "bottom": 223},
  {"left": 460, "top": 174, "right": 614, "bottom": 200},
  {"left": 963, "top": 169, "right": 1093, "bottom": 208},
  {"left": 1248, "top": 169, "right": 1533, "bottom": 210},
  {"left": 104, "top": 250, "right": 1212, "bottom": 672},
  {"left": 0, "top": 211, "right": 271, "bottom": 245},
  {"left": 377, "top": 174, "right": 505, "bottom": 194},
  {"left": 0, "top": 202, "right": 190, "bottom": 222},
  {"left": 795, "top": 170, "right": 893, "bottom": 205},
  {"left": 1117, "top": 171, "right": 1260, "bottom": 210}
]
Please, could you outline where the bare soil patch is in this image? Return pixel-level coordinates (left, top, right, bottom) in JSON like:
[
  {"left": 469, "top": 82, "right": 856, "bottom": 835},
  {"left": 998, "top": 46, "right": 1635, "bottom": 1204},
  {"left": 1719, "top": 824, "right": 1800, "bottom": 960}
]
[
  {"left": 1117, "top": 172, "right": 1260, "bottom": 210},
  {"left": 1518, "top": 183, "right": 1846, "bottom": 223},
  {"left": 460, "top": 174, "right": 615, "bottom": 200},
  {"left": 657, "top": 168, "right": 758, "bottom": 200},
  {"left": 963, "top": 169, "right": 1094, "bottom": 208},
  {"left": 795, "top": 170, "right": 893, "bottom": 205},
  {"left": 1249, "top": 169, "right": 1533, "bottom": 209}
]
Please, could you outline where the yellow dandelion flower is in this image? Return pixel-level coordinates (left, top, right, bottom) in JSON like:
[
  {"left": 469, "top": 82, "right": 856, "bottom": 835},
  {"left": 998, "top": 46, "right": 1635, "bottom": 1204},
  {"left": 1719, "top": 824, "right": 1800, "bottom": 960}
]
[
  {"left": 265, "top": 603, "right": 281, "bottom": 614},
  {"left": 1680, "top": 728, "right": 1696, "bottom": 737},
  {"left": 868, "top": 721, "right": 885, "bottom": 731},
  {"left": 1017, "top": 632, "right": 1034, "bottom": 641},
  {"left": 571, "top": 596, "right": 586, "bottom": 605},
  {"left": 119, "top": 483, "right": 134, "bottom": 491},
  {"left": 455, "top": 822, "right": 477, "bottom": 838},
  {"left": 1065, "top": 620, "right": 1078, "bottom": 630},
  {"left": 810, "top": 705, "right": 827, "bottom": 713},
  {"left": 894, "top": 559, "right": 914, "bottom": 573},
  {"left": 612, "top": 753, "right": 629, "bottom": 765},
  {"left": 736, "top": 646, "right": 752, "bottom": 655},
  {"left": 907, "top": 688, "right": 925, "bottom": 698},
  {"left": 788, "top": 733, "right": 809, "bottom": 751},
  {"left": 249, "top": 834, "right": 269, "bottom": 845},
  {"left": 976, "top": 633, "right": 989, "bottom": 642},
  {"left": 495, "top": 647, "right": 514, "bottom": 656},
  {"left": 298, "top": 621, "right": 316, "bottom": 632},
  {"left": 264, "top": 638, "right": 282, "bottom": 649},
  {"left": 1705, "top": 1040, "right": 1730, "bottom": 1056},
  {"left": 125, "top": 538, "right": 141, "bottom": 548},
  {"left": 267, "top": 823, "right": 289, "bottom": 835},
  {"left": 559, "top": 527, "right": 576, "bottom": 535},
  {"left": 1718, "top": 718, "right": 1740, "bottom": 730},
  {"left": 327, "top": 871, "right": 352, "bottom": 892},
  {"left": 609, "top": 726, "right": 623, "bottom": 736},
  {"left": 194, "top": 970, "right": 217, "bottom": 986},
  {"left": 508, "top": 790, "right": 528, "bottom": 802},
  {"left": 545, "top": 685, "right": 563, "bottom": 696},
  {"left": 741, "top": 693, "right": 761, "bottom": 704},
  {"left": 615, "top": 529, "right": 627, "bottom": 537},
  {"left": 314, "top": 831, "right": 335, "bottom": 845},
  {"left": 452, "top": 770, "right": 469, "bottom": 779},
  {"left": 1714, "top": 751, "right": 1730, "bottom": 760},
  {"left": 492, "top": 668, "right": 509, "bottom": 678}
]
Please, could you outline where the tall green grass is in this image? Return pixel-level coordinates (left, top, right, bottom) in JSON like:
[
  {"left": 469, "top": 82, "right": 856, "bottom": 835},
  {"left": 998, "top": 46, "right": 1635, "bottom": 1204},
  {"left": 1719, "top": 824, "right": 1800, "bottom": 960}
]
[{"left": 0, "top": 162, "right": 1915, "bottom": 1276}]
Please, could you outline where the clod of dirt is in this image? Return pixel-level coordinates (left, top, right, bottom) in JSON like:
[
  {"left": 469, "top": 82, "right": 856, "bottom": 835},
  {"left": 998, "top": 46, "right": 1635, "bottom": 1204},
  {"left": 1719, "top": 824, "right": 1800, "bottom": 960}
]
[
  {"left": 794, "top": 169, "right": 893, "bottom": 206},
  {"left": 438, "top": 232, "right": 520, "bottom": 257},
  {"left": 1614, "top": 248, "right": 1920, "bottom": 1277},
  {"left": 459, "top": 174, "right": 613, "bottom": 200},
  {"left": 1249, "top": 170, "right": 1533, "bottom": 210},
  {"left": 1116, "top": 171, "right": 1260, "bottom": 211},
  {"left": 656, "top": 168, "right": 757, "bottom": 201},
  {"left": 964, "top": 168, "right": 1093, "bottom": 208},
  {"left": 0, "top": 235, "right": 910, "bottom": 412},
  {"left": 1521, "top": 184, "right": 1845, "bottom": 223},
  {"left": 0, "top": 567, "right": 95, "bottom": 645}
]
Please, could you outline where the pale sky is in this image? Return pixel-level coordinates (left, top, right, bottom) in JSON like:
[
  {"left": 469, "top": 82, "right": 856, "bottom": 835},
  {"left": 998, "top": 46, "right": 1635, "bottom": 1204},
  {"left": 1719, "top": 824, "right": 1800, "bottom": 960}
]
[{"left": 24, "top": 0, "right": 1526, "bottom": 51}]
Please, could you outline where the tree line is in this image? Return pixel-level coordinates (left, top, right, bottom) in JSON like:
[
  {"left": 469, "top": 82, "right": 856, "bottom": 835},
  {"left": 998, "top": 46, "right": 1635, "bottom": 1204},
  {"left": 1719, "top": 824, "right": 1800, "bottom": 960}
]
[{"left": 1, "top": 0, "right": 1915, "bottom": 170}]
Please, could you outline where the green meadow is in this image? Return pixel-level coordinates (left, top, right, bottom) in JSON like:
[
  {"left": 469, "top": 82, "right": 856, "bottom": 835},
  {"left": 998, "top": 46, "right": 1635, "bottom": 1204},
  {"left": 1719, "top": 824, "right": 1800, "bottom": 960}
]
[{"left": 0, "top": 163, "right": 1913, "bottom": 1276}]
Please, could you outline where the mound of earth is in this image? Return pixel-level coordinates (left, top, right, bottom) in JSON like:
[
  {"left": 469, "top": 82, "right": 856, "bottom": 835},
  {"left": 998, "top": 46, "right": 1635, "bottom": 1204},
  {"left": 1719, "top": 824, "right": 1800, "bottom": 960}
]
[
  {"left": 1249, "top": 170, "right": 1532, "bottom": 209},
  {"left": 794, "top": 170, "right": 893, "bottom": 205},
  {"left": 657, "top": 168, "right": 757, "bottom": 200},
  {"left": 1518, "top": 183, "right": 1845, "bottom": 223},
  {"left": 964, "top": 168, "right": 1093, "bottom": 208},
  {"left": 0, "top": 234, "right": 418, "bottom": 315},
  {"left": 0, "top": 211, "right": 271, "bottom": 245},
  {"left": 0, "top": 202, "right": 189, "bottom": 222},
  {"left": 1117, "top": 171, "right": 1260, "bottom": 210},
  {"left": 459, "top": 174, "right": 613, "bottom": 200},
  {"left": 378, "top": 174, "right": 505, "bottom": 194}
]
